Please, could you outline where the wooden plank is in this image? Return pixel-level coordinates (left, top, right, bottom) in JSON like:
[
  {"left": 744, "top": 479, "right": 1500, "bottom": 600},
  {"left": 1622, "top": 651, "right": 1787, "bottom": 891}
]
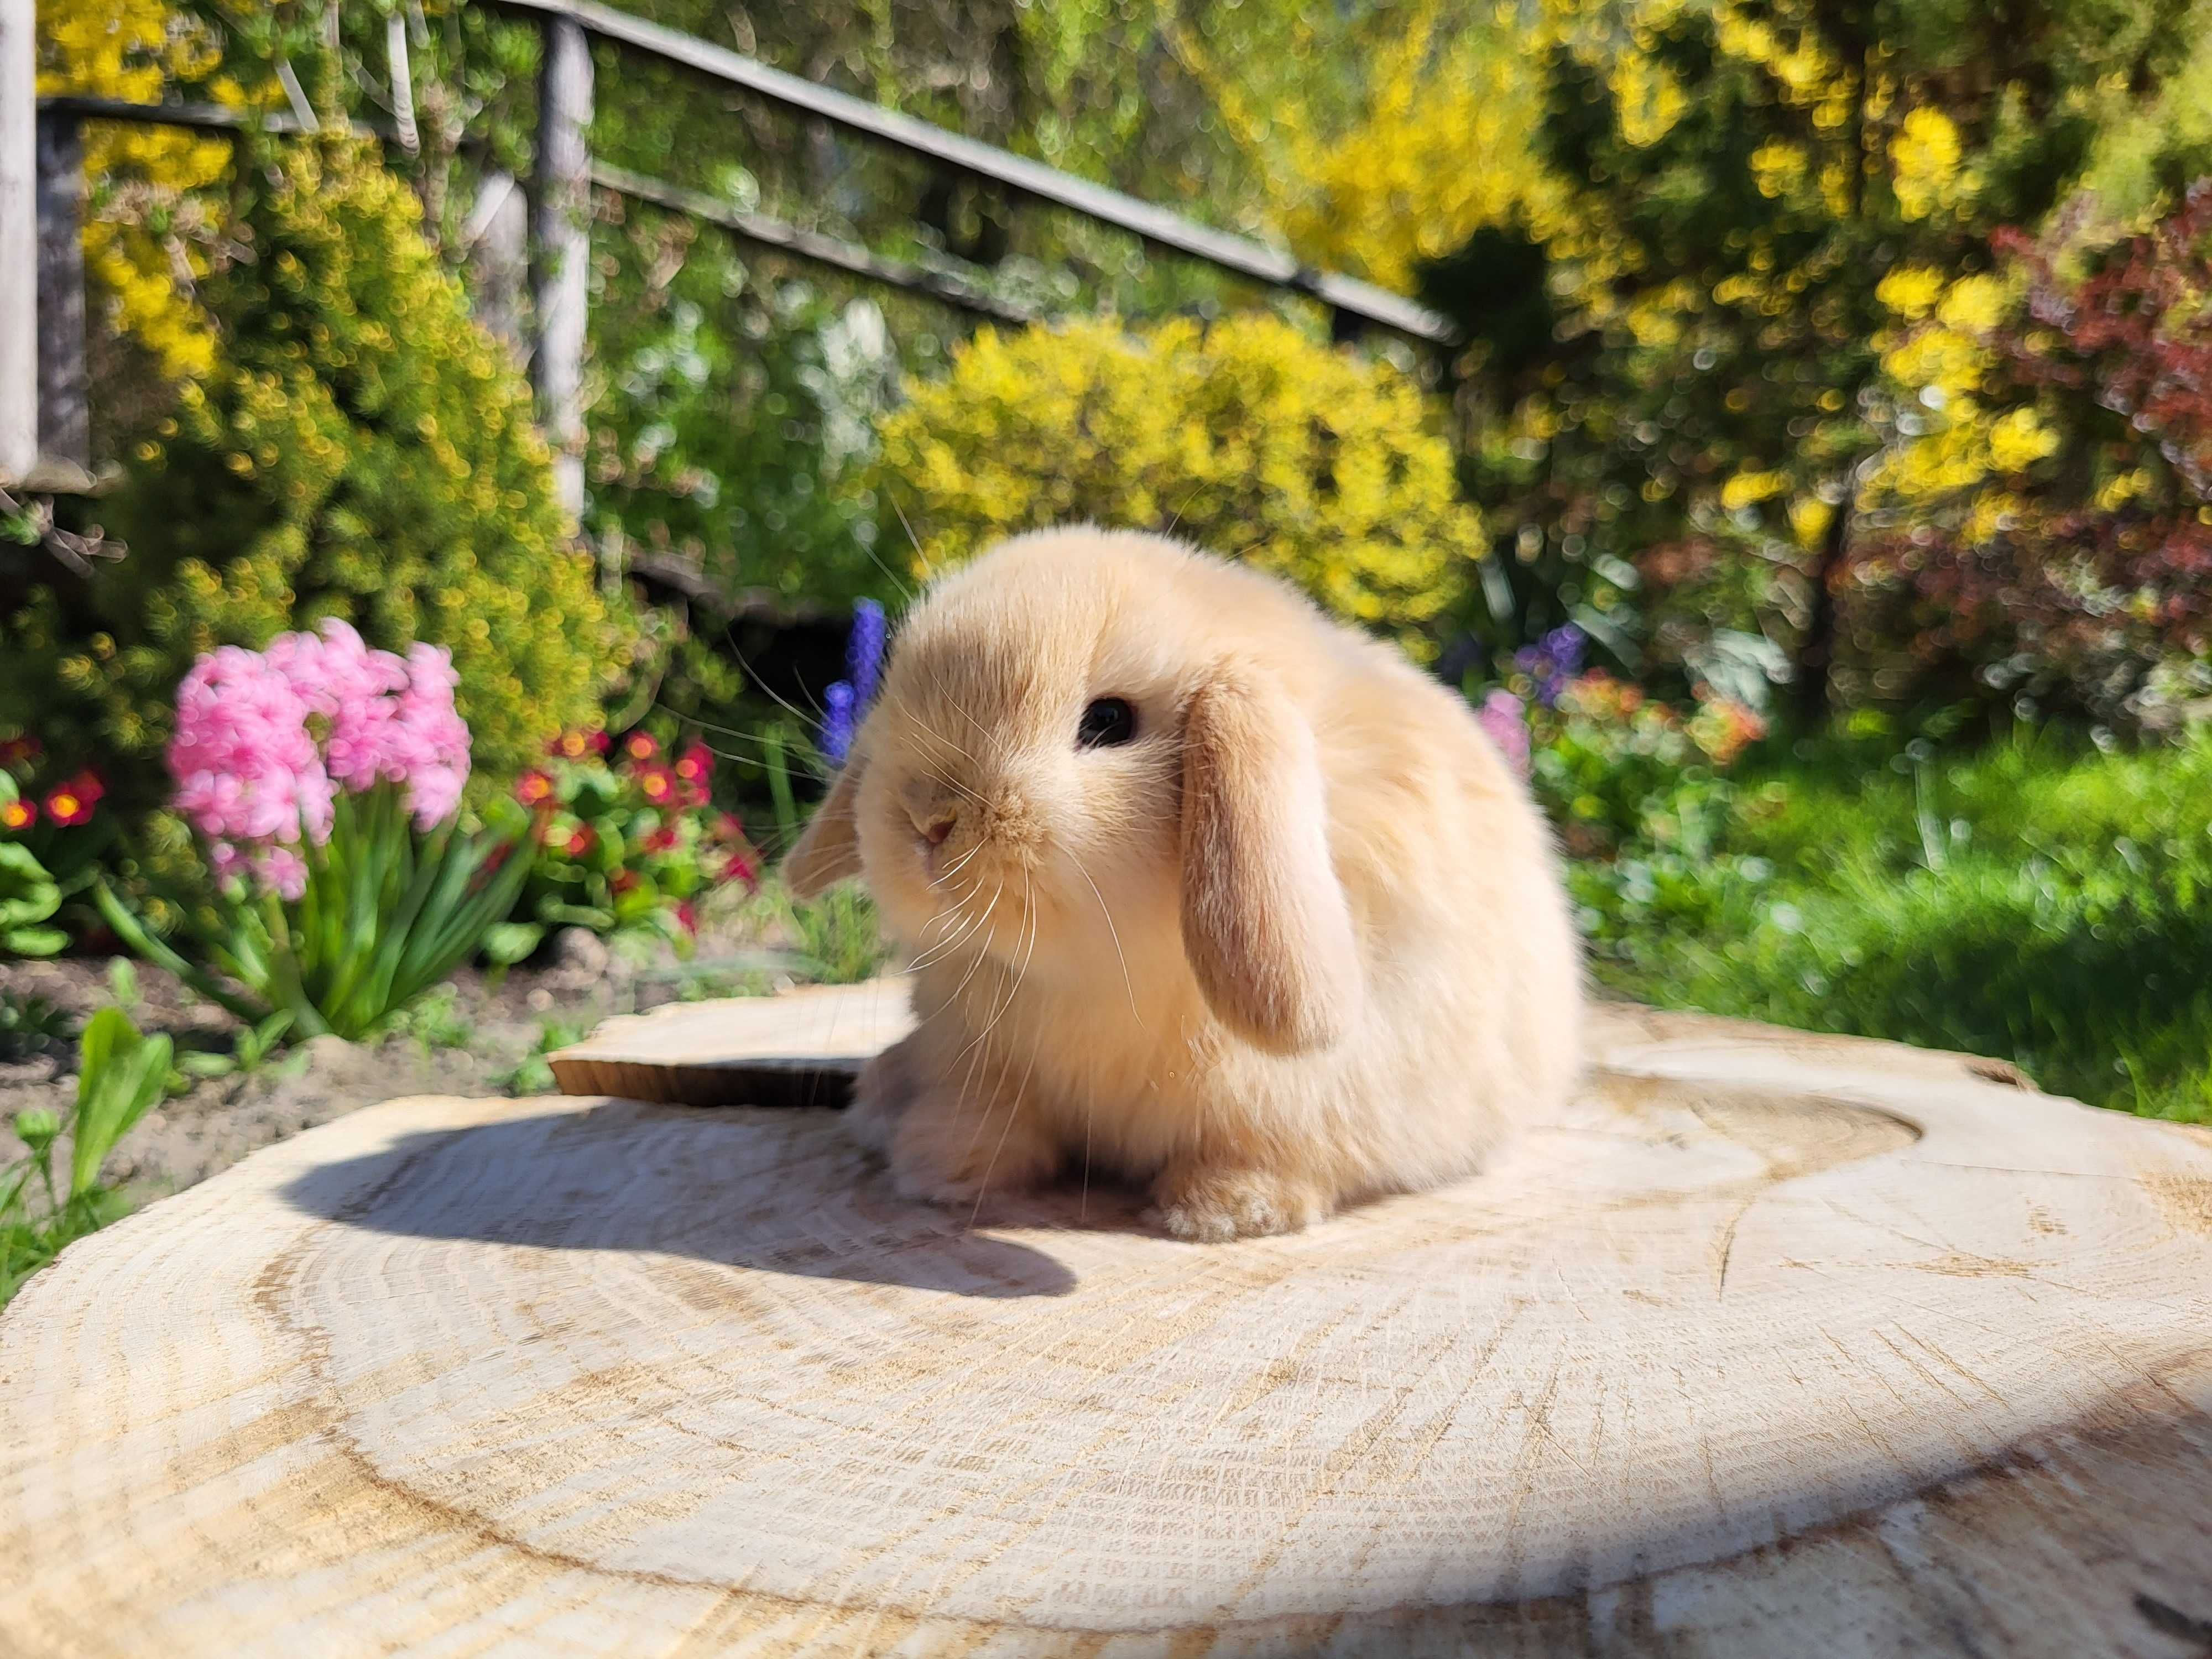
[
  {"left": 530, "top": 14, "right": 593, "bottom": 520},
  {"left": 6, "top": 995, "right": 2211, "bottom": 1653},
  {"left": 34, "top": 111, "right": 88, "bottom": 474},
  {"left": 592, "top": 160, "right": 1037, "bottom": 325},
  {"left": 0, "top": 2, "right": 36, "bottom": 487},
  {"left": 33, "top": 93, "right": 384, "bottom": 139},
  {"left": 489, "top": 0, "right": 1457, "bottom": 344}
]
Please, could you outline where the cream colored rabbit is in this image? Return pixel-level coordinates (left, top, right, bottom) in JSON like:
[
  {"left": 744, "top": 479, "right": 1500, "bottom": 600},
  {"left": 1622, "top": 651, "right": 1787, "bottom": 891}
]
[{"left": 785, "top": 527, "right": 1584, "bottom": 1240}]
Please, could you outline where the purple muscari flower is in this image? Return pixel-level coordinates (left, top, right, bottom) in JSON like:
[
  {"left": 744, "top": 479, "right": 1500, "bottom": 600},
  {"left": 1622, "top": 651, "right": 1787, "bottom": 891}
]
[
  {"left": 1541, "top": 623, "right": 1586, "bottom": 678},
  {"left": 1514, "top": 622, "right": 1587, "bottom": 709},
  {"left": 820, "top": 681, "right": 857, "bottom": 765},
  {"left": 846, "top": 599, "right": 886, "bottom": 709}
]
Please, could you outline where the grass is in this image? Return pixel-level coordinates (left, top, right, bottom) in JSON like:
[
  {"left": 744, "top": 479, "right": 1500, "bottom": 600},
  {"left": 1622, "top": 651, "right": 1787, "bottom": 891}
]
[{"left": 1590, "top": 727, "right": 2212, "bottom": 1120}]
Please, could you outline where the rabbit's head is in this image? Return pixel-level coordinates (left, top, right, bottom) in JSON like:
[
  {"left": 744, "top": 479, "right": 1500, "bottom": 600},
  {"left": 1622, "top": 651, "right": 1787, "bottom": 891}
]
[{"left": 785, "top": 528, "right": 1361, "bottom": 1053}]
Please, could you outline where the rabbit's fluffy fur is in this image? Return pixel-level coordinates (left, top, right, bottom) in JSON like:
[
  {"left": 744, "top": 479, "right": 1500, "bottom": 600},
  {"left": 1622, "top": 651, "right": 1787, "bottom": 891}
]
[{"left": 785, "top": 528, "right": 1583, "bottom": 1240}]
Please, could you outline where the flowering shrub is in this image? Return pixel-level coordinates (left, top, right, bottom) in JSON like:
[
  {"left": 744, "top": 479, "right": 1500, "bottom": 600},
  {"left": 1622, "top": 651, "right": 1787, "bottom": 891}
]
[
  {"left": 35, "top": 0, "right": 233, "bottom": 384},
  {"left": 96, "top": 622, "right": 530, "bottom": 1042},
  {"left": 1523, "top": 673, "right": 1761, "bottom": 862},
  {"left": 872, "top": 314, "right": 1484, "bottom": 658},
  {"left": 1846, "top": 187, "right": 2212, "bottom": 733},
  {"left": 1476, "top": 666, "right": 1770, "bottom": 965},
  {"left": 503, "top": 728, "right": 763, "bottom": 960},
  {"left": 3, "top": 133, "right": 631, "bottom": 813}
]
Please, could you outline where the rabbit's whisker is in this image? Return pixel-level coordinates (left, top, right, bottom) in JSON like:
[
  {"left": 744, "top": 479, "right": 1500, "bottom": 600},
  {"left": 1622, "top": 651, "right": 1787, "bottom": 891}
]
[
  {"left": 907, "top": 895, "right": 991, "bottom": 973},
  {"left": 1066, "top": 847, "right": 1147, "bottom": 1034},
  {"left": 969, "top": 1003, "right": 1044, "bottom": 1233}
]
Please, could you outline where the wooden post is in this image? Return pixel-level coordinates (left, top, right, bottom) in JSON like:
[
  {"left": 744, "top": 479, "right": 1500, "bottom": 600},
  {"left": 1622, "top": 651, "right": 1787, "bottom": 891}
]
[
  {"left": 34, "top": 108, "right": 88, "bottom": 477},
  {"left": 467, "top": 169, "right": 531, "bottom": 364},
  {"left": 531, "top": 16, "right": 592, "bottom": 520},
  {"left": 0, "top": 0, "right": 36, "bottom": 488}
]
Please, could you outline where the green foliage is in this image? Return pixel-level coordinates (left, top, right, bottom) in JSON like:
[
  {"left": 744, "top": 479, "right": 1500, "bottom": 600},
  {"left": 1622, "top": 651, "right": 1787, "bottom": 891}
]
[
  {"left": 175, "top": 1010, "right": 296, "bottom": 1083},
  {"left": 875, "top": 314, "right": 1484, "bottom": 655},
  {"left": 1, "top": 1006, "right": 173, "bottom": 1305},
  {"left": 587, "top": 236, "right": 902, "bottom": 611},
  {"left": 1573, "top": 725, "right": 2212, "bottom": 1121},
  {"left": 773, "top": 883, "right": 890, "bottom": 986},
  {"left": 0, "top": 842, "right": 67, "bottom": 958},
  {"left": 499, "top": 1017, "right": 588, "bottom": 1098},
  {"left": 97, "top": 782, "right": 534, "bottom": 1044},
  {"left": 5, "top": 133, "right": 633, "bottom": 813},
  {"left": 387, "top": 985, "right": 474, "bottom": 1053},
  {"left": 0, "top": 994, "right": 74, "bottom": 1063}
]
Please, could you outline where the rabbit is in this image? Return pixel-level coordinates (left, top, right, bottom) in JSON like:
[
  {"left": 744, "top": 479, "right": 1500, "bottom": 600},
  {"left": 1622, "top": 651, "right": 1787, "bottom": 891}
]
[{"left": 782, "top": 526, "right": 1584, "bottom": 1241}]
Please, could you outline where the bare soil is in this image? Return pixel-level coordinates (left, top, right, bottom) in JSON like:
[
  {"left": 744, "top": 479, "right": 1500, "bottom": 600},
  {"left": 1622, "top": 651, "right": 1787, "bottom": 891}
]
[{"left": 0, "top": 922, "right": 808, "bottom": 1204}]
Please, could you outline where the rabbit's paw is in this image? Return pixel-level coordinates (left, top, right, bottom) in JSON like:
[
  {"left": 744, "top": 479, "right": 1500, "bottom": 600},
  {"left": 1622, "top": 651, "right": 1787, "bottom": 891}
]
[
  {"left": 887, "top": 1093, "right": 1058, "bottom": 1208},
  {"left": 1152, "top": 1162, "right": 1332, "bottom": 1241},
  {"left": 844, "top": 1039, "right": 922, "bottom": 1157}
]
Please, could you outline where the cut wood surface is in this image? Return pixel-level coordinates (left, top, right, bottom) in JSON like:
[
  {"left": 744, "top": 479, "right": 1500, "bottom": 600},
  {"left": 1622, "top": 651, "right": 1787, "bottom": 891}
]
[
  {"left": 6, "top": 981, "right": 2212, "bottom": 1657},
  {"left": 547, "top": 978, "right": 913, "bottom": 1106}
]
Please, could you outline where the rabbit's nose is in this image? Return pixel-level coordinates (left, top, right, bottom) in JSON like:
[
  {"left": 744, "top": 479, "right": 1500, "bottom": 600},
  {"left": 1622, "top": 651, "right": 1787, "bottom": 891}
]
[{"left": 918, "top": 810, "right": 956, "bottom": 847}]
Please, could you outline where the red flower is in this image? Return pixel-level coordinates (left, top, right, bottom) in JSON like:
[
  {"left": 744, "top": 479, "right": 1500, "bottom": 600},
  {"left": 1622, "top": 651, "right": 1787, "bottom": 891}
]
[
  {"left": 0, "top": 735, "right": 40, "bottom": 768},
  {"left": 621, "top": 731, "right": 660, "bottom": 763},
  {"left": 719, "top": 850, "right": 759, "bottom": 888},
  {"left": 673, "top": 901, "right": 698, "bottom": 935},
  {"left": 588, "top": 728, "right": 611, "bottom": 754},
  {"left": 609, "top": 869, "right": 640, "bottom": 895},
  {"left": 0, "top": 798, "right": 34, "bottom": 831},
  {"left": 638, "top": 826, "right": 679, "bottom": 854},
  {"left": 65, "top": 770, "right": 105, "bottom": 806},
  {"left": 672, "top": 742, "right": 712, "bottom": 785},
  {"left": 636, "top": 765, "right": 677, "bottom": 805},
  {"left": 549, "top": 729, "right": 594, "bottom": 760},
  {"left": 540, "top": 818, "right": 595, "bottom": 858},
  {"left": 514, "top": 769, "right": 555, "bottom": 807},
  {"left": 712, "top": 811, "right": 745, "bottom": 843},
  {"left": 44, "top": 781, "right": 94, "bottom": 827}
]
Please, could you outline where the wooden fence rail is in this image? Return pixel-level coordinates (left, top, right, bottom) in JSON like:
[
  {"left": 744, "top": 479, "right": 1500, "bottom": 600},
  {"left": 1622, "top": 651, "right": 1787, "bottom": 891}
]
[{"left": 2, "top": 3, "right": 1457, "bottom": 509}]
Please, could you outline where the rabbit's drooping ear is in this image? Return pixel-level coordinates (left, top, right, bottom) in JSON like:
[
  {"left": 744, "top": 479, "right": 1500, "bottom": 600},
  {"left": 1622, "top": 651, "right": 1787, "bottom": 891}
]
[
  {"left": 1179, "top": 664, "right": 1361, "bottom": 1055},
  {"left": 783, "top": 752, "right": 867, "bottom": 898}
]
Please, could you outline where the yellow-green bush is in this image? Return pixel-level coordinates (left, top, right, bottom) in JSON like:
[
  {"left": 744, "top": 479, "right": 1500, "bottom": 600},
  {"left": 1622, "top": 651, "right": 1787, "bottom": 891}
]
[
  {"left": 5, "top": 136, "right": 633, "bottom": 801},
  {"left": 872, "top": 314, "right": 1484, "bottom": 656},
  {"left": 36, "top": 0, "right": 236, "bottom": 383}
]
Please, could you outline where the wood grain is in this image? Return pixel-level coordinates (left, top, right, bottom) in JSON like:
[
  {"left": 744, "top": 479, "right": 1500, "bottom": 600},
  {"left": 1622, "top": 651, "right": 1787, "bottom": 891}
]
[{"left": 6, "top": 984, "right": 2211, "bottom": 1657}]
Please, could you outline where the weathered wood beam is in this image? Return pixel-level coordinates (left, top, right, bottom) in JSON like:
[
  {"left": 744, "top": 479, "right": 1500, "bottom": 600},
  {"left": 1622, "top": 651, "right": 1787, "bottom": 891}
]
[
  {"left": 531, "top": 15, "right": 593, "bottom": 520},
  {"left": 34, "top": 109, "right": 89, "bottom": 475},
  {"left": 592, "top": 162, "right": 1035, "bottom": 326},
  {"left": 0, "top": 2, "right": 38, "bottom": 487}
]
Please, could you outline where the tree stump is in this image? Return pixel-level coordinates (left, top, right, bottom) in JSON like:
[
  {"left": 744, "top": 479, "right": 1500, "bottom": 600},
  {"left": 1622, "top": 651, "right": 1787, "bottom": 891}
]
[{"left": 6, "top": 985, "right": 2212, "bottom": 1657}]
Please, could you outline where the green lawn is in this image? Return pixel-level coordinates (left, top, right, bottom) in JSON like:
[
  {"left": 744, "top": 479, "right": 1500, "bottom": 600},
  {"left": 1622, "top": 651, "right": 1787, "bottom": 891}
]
[{"left": 1579, "top": 729, "right": 2212, "bottom": 1121}]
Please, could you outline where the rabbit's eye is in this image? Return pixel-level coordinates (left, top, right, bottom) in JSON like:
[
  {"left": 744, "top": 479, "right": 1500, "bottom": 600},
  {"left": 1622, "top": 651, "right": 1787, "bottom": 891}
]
[{"left": 1077, "top": 697, "right": 1138, "bottom": 749}]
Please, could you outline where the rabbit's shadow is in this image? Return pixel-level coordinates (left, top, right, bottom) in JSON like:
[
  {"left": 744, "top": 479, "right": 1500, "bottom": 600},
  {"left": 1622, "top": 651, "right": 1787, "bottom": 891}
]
[{"left": 280, "top": 1098, "right": 1156, "bottom": 1301}]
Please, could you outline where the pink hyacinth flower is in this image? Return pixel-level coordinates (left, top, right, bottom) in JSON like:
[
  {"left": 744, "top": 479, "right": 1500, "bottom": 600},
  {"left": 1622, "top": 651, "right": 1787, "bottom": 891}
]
[
  {"left": 1477, "top": 689, "right": 1531, "bottom": 779},
  {"left": 169, "top": 646, "right": 335, "bottom": 845}
]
